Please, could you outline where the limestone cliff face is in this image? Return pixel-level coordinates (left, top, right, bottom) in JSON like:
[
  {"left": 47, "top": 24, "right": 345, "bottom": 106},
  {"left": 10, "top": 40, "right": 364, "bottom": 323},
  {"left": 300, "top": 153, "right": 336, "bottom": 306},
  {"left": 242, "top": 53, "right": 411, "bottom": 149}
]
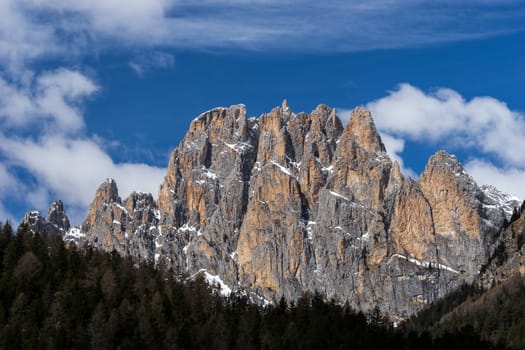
[
  {"left": 56, "top": 102, "right": 519, "bottom": 321},
  {"left": 237, "top": 102, "right": 342, "bottom": 301},
  {"left": 419, "top": 151, "right": 508, "bottom": 276},
  {"left": 389, "top": 179, "right": 437, "bottom": 262}
]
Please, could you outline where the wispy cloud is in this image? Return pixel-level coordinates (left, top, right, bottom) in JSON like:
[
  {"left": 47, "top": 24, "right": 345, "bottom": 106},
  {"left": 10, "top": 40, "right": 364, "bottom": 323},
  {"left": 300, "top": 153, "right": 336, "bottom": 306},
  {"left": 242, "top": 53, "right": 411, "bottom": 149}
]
[
  {"left": 1, "top": 0, "right": 523, "bottom": 68},
  {"left": 129, "top": 51, "right": 175, "bottom": 77},
  {"left": 364, "top": 84, "right": 525, "bottom": 198}
]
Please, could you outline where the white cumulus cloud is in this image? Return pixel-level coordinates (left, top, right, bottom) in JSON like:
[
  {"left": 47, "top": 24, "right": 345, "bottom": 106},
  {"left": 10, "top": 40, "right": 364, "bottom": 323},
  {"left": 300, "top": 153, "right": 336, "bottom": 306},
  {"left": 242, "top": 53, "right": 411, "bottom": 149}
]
[
  {"left": 365, "top": 84, "right": 525, "bottom": 198},
  {"left": 0, "top": 69, "right": 166, "bottom": 224},
  {"left": 367, "top": 83, "right": 525, "bottom": 165},
  {"left": 0, "top": 68, "right": 97, "bottom": 132}
]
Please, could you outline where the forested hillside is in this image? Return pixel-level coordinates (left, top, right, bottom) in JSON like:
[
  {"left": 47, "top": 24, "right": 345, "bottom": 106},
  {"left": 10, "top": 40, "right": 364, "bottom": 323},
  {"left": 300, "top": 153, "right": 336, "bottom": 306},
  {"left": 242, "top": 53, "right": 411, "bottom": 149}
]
[
  {"left": 0, "top": 222, "right": 497, "bottom": 349},
  {"left": 405, "top": 275, "right": 525, "bottom": 349}
]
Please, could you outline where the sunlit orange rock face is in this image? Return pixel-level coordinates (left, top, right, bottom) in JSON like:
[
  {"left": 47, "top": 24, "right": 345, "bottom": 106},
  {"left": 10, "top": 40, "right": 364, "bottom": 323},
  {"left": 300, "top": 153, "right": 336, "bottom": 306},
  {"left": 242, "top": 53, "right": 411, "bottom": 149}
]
[{"left": 47, "top": 102, "right": 516, "bottom": 322}]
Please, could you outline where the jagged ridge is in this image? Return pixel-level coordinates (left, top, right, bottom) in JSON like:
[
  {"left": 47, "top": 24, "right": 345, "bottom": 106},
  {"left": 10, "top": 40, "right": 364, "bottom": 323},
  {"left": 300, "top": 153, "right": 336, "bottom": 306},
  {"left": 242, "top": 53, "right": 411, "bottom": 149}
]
[{"left": 24, "top": 101, "right": 519, "bottom": 322}]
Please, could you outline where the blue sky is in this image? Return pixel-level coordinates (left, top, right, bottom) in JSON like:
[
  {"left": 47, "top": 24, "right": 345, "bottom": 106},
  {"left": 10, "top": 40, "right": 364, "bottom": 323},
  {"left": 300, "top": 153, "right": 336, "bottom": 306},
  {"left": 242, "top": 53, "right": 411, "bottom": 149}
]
[{"left": 0, "top": 0, "right": 524, "bottom": 224}]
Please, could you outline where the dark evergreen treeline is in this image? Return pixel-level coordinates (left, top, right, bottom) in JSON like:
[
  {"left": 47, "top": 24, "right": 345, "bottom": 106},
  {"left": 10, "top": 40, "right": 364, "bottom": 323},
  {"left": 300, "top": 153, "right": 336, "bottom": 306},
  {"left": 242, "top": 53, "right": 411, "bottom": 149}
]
[
  {"left": 405, "top": 275, "right": 525, "bottom": 350},
  {"left": 404, "top": 283, "right": 485, "bottom": 333},
  {"left": 0, "top": 222, "right": 496, "bottom": 349}
]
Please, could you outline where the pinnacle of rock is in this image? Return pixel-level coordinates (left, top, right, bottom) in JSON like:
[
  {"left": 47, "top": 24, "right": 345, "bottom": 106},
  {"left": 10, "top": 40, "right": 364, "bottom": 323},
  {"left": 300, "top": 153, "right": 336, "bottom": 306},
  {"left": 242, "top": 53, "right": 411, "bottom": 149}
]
[
  {"left": 47, "top": 200, "right": 70, "bottom": 231},
  {"left": 313, "top": 103, "right": 329, "bottom": 114},
  {"left": 82, "top": 178, "right": 121, "bottom": 231},
  {"left": 391, "top": 161, "right": 404, "bottom": 183},
  {"left": 424, "top": 150, "right": 465, "bottom": 174},
  {"left": 345, "top": 106, "right": 386, "bottom": 153},
  {"left": 98, "top": 178, "right": 120, "bottom": 203}
]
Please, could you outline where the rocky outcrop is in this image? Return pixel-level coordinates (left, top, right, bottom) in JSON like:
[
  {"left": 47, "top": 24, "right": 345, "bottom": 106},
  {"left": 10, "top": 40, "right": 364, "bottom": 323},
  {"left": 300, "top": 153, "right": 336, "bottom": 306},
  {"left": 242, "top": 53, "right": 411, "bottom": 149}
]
[
  {"left": 50, "top": 102, "right": 519, "bottom": 321},
  {"left": 65, "top": 179, "right": 160, "bottom": 264},
  {"left": 22, "top": 200, "right": 70, "bottom": 236}
]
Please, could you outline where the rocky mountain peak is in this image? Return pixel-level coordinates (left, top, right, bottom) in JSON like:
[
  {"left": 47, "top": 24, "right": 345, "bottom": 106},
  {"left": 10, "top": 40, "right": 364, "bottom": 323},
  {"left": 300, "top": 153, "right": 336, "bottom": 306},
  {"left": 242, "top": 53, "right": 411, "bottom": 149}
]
[
  {"left": 312, "top": 103, "right": 330, "bottom": 115},
  {"left": 29, "top": 102, "right": 519, "bottom": 322},
  {"left": 386, "top": 160, "right": 404, "bottom": 196},
  {"left": 345, "top": 106, "right": 386, "bottom": 154},
  {"left": 191, "top": 105, "right": 247, "bottom": 131},
  {"left": 479, "top": 201, "right": 525, "bottom": 289},
  {"left": 22, "top": 199, "right": 71, "bottom": 236},
  {"left": 330, "top": 106, "right": 391, "bottom": 209},
  {"left": 420, "top": 150, "right": 475, "bottom": 196},
  {"left": 68, "top": 179, "right": 161, "bottom": 263},
  {"left": 97, "top": 178, "right": 120, "bottom": 203},
  {"left": 423, "top": 150, "right": 465, "bottom": 176},
  {"left": 47, "top": 200, "right": 70, "bottom": 231},
  {"left": 83, "top": 178, "right": 121, "bottom": 230}
]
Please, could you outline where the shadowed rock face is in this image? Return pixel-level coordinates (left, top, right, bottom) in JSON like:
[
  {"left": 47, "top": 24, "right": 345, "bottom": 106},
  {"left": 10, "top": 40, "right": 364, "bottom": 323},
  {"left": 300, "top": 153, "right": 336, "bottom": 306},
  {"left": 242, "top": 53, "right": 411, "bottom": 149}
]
[
  {"left": 51, "top": 102, "right": 518, "bottom": 322},
  {"left": 22, "top": 200, "right": 70, "bottom": 236},
  {"left": 478, "top": 203, "right": 525, "bottom": 289}
]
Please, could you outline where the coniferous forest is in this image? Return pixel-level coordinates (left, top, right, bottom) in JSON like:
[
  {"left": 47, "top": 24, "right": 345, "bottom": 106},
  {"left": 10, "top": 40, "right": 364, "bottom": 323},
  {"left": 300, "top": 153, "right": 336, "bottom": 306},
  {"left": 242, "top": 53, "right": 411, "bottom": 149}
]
[{"left": 0, "top": 221, "right": 516, "bottom": 349}]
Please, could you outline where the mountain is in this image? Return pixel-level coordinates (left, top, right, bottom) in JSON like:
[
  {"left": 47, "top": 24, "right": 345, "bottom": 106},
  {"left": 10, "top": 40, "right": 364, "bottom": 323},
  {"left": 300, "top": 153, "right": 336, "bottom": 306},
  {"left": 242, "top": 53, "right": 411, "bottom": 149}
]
[{"left": 23, "top": 102, "right": 519, "bottom": 322}]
